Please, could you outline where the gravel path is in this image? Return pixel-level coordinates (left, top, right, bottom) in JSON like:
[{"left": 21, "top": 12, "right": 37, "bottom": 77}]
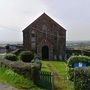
[
  {"left": 0, "top": 83, "right": 19, "bottom": 90},
  {"left": 47, "top": 64, "right": 67, "bottom": 90}
]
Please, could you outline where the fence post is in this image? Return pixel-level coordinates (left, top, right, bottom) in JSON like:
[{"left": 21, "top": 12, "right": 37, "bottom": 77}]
[
  {"left": 51, "top": 72, "right": 54, "bottom": 90},
  {"left": 31, "top": 66, "right": 40, "bottom": 84}
]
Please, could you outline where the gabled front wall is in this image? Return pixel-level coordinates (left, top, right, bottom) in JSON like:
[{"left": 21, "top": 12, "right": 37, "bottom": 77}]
[{"left": 23, "top": 13, "right": 66, "bottom": 60}]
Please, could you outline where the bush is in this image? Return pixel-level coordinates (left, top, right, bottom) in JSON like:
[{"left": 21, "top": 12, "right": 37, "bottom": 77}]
[
  {"left": 71, "top": 67, "right": 90, "bottom": 90},
  {"left": 68, "top": 68, "right": 75, "bottom": 81},
  {"left": 67, "top": 55, "right": 90, "bottom": 68},
  {"left": 20, "top": 51, "right": 34, "bottom": 62},
  {"left": 5, "top": 53, "right": 17, "bottom": 61},
  {"left": 12, "top": 49, "right": 23, "bottom": 56}
]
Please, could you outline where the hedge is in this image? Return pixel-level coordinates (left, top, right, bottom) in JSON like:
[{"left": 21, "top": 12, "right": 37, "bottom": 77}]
[
  {"left": 12, "top": 49, "right": 23, "bottom": 56},
  {"left": 67, "top": 55, "right": 90, "bottom": 68},
  {"left": 66, "top": 49, "right": 90, "bottom": 58},
  {"left": 69, "top": 67, "right": 90, "bottom": 90},
  {"left": 4, "top": 53, "right": 17, "bottom": 61}
]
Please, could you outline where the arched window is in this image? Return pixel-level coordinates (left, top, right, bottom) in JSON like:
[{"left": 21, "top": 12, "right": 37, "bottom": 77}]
[
  {"left": 42, "top": 25, "right": 47, "bottom": 31},
  {"left": 42, "top": 25, "right": 48, "bottom": 38},
  {"left": 31, "top": 30, "right": 36, "bottom": 42},
  {"left": 31, "top": 30, "right": 35, "bottom": 37}
]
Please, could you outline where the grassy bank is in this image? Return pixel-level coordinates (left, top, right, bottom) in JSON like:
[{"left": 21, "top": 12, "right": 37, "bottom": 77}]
[{"left": 0, "top": 67, "right": 42, "bottom": 90}]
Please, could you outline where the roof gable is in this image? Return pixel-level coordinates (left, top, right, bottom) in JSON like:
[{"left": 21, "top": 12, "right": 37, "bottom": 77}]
[{"left": 23, "top": 13, "right": 66, "bottom": 32}]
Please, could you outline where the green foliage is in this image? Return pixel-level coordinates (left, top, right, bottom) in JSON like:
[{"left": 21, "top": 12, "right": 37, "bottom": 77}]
[
  {"left": 70, "top": 67, "right": 90, "bottom": 90},
  {"left": 20, "top": 51, "right": 34, "bottom": 62},
  {"left": 0, "top": 54, "right": 45, "bottom": 90},
  {"left": 12, "top": 49, "right": 23, "bottom": 60},
  {"left": 41, "top": 61, "right": 73, "bottom": 90},
  {"left": 67, "top": 55, "right": 90, "bottom": 68},
  {"left": 66, "top": 50, "right": 90, "bottom": 58},
  {"left": 12, "top": 49, "right": 23, "bottom": 56},
  {"left": 0, "top": 67, "right": 41, "bottom": 89},
  {"left": 68, "top": 68, "right": 75, "bottom": 81},
  {"left": 4, "top": 53, "right": 17, "bottom": 61},
  {"left": 66, "top": 50, "right": 82, "bottom": 59}
]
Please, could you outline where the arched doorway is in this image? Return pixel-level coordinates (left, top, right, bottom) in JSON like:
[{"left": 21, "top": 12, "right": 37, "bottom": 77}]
[{"left": 42, "top": 46, "right": 49, "bottom": 59}]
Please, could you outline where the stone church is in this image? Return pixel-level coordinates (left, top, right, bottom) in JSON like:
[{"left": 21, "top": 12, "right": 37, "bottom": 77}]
[{"left": 23, "top": 13, "right": 66, "bottom": 60}]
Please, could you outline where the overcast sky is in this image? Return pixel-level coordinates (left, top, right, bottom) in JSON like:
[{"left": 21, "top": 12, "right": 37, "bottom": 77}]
[{"left": 0, "top": 0, "right": 90, "bottom": 43}]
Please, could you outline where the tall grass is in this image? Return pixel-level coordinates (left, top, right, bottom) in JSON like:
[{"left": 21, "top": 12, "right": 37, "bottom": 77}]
[{"left": 0, "top": 67, "right": 41, "bottom": 90}]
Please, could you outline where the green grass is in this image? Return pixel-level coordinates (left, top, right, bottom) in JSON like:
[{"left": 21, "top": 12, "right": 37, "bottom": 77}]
[
  {"left": 0, "top": 54, "right": 44, "bottom": 90},
  {"left": 41, "top": 60, "right": 74, "bottom": 90},
  {"left": 0, "top": 67, "right": 42, "bottom": 90},
  {"left": 42, "top": 61, "right": 67, "bottom": 77}
]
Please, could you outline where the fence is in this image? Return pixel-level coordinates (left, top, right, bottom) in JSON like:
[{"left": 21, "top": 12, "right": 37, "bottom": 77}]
[
  {"left": 36, "top": 71, "right": 54, "bottom": 90},
  {"left": 38, "top": 73, "right": 74, "bottom": 90}
]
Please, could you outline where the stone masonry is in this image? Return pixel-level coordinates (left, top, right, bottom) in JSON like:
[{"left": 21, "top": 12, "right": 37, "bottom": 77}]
[{"left": 23, "top": 13, "right": 66, "bottom": 60}]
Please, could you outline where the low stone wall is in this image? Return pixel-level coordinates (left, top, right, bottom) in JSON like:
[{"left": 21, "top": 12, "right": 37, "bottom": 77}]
[{"left": 0, "top": 59, "right": 33, "bottom": 78}]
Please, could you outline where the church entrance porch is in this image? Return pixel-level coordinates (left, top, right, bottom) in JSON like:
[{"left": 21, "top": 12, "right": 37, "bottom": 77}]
[{"left": 42, "top": 46, "right": 49, "bottom": 59}]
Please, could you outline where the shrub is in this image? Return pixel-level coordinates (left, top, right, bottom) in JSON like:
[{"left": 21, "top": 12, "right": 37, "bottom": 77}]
[
  {"left": 71, "top": 67, "right": 90, "bottom": 90},
  {"left": 67, "top": 55, "right": 90, "bottom": 68},
  {"left": 68, "top": 68, "right": 75, "bottom": 81},
  {"left": 12, "top": 49, "right": 23, "bottom": 56},
  {"left": 20, "top": 51, "right": 34, "bottom": 62},
  {"left": 5, "top": 53, "right": 17, "bottom": 61}
]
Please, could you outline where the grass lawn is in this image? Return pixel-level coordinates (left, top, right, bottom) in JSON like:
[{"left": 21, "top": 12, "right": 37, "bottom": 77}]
[{"left": 41, "top": 60, "right": 74, "bottom": 90}]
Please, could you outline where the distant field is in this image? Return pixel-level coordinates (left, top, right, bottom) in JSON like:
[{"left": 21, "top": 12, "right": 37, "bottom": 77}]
[
  {"left": 42, "top": 61, "right": 74, "bottom": 90},
  {"left": 67, "top": 41, "right": 90, "bottom": 50}
]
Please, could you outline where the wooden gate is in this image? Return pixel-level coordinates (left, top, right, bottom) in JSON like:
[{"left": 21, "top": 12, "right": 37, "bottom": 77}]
[{"left": 36, "top": 71, "right": 54, "bottom": 90}]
